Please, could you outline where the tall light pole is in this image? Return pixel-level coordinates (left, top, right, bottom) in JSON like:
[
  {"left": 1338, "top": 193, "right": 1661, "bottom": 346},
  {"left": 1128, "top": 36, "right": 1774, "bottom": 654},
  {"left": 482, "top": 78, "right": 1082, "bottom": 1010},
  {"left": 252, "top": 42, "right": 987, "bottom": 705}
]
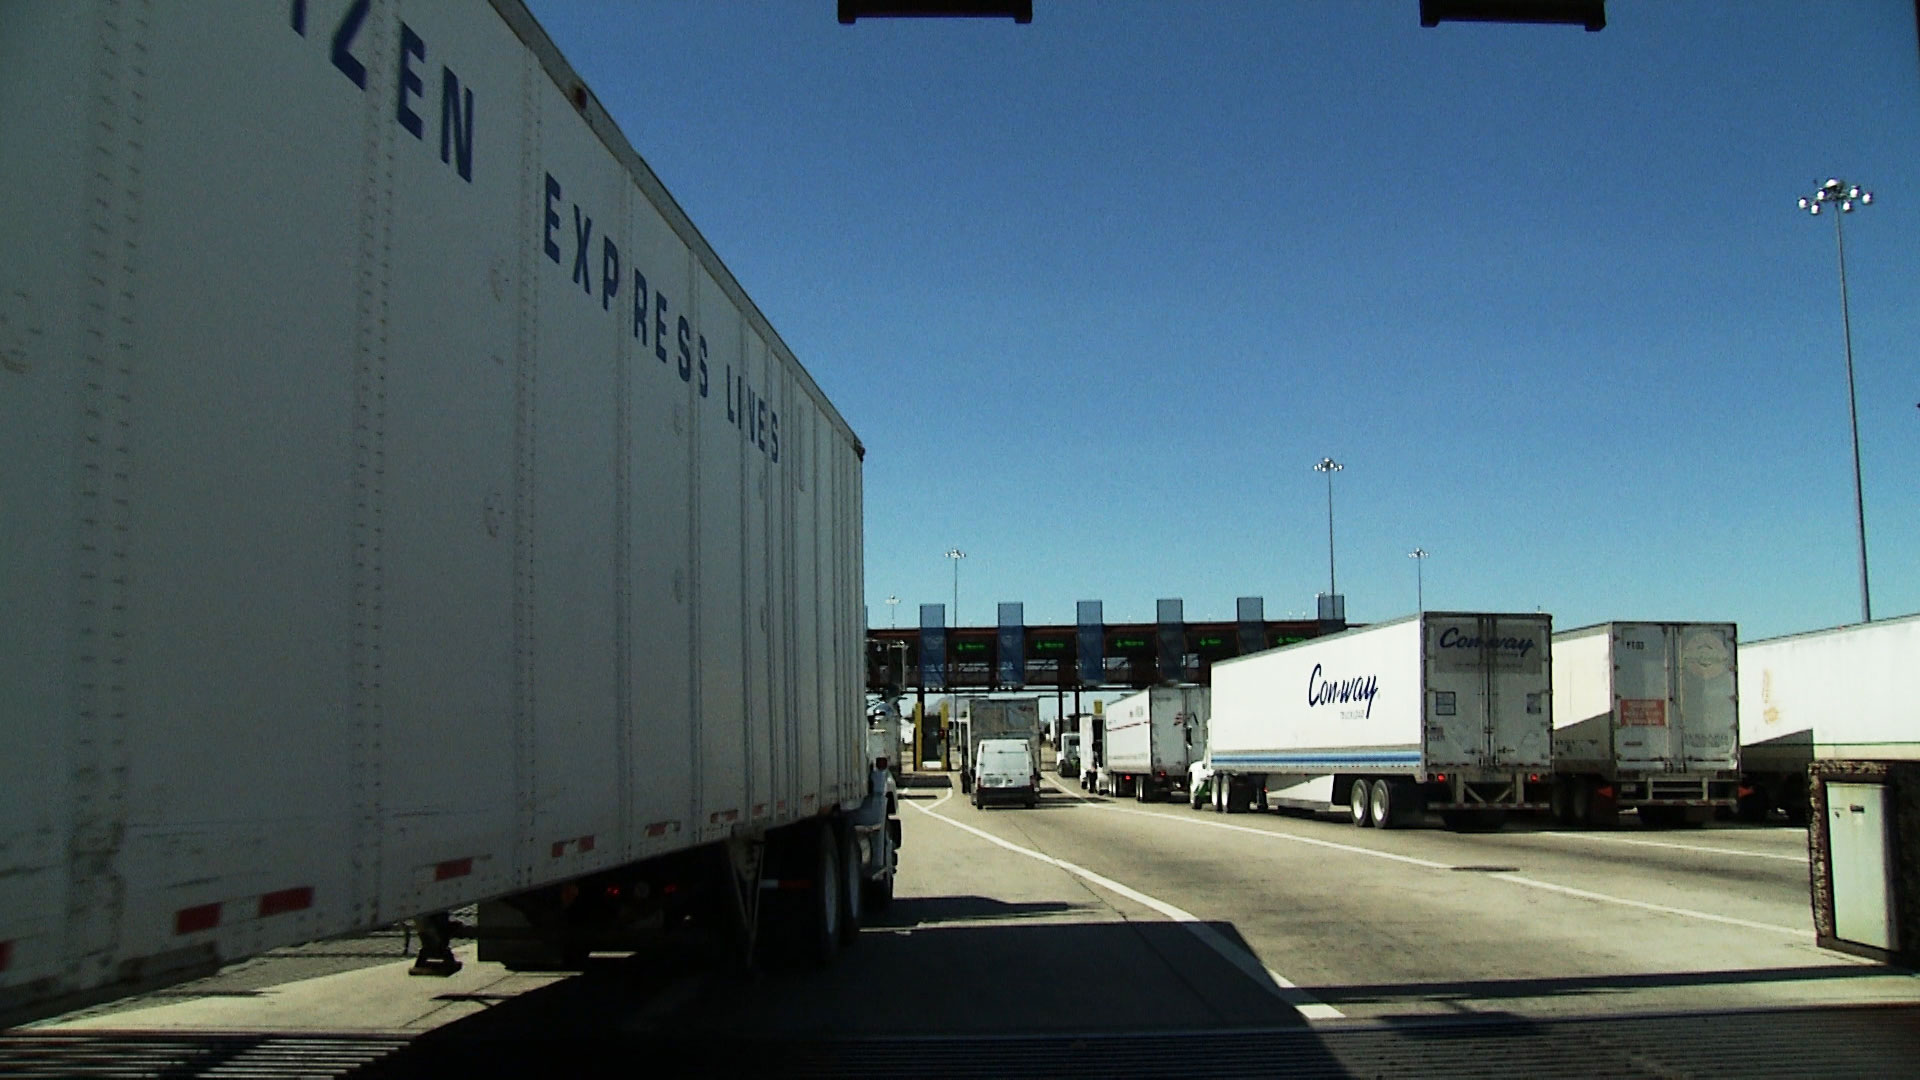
[
  {"left": 1798, "top": 177, "right": 1874, "bottom": 623},
  {"left": 1408, "top": 548, "right": 1429, "bottom": 612},
  {"left": 886, "top": 594, "right": 899, "bottom": 629},
  {"left": 945, "top": 549, "right": 966, "bottom": 630},
  {"left": 1313, "top": 457, "right": 1343, "bottom": 598}
]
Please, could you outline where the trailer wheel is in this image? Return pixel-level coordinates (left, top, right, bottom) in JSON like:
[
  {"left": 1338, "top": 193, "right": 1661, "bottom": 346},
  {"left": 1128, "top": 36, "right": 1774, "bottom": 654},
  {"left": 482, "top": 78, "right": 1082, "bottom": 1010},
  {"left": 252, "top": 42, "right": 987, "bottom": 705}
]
[
  {"left": 766, "top": 822, "right": 840, "bottom": 968},
  {"left": 1224, "top": 778, "right": 1247, "bottom": 815},
  {"left": 1549, "top": 780, "right": 1574, "bottom": 826},
  {"left": 862, "top": 863, "right": 894, "bottom": 911},
  {"left": 806, "top": 823, "right": 843, "bottom": 966},
  {"left": 1369, "top": 778, "right": 1402, "bottom": 829},
  {"left": 838, "top": 824, "right": 864, "bottom": 946},
  {"left": 1349, "top": 779, "right": 1375, "bottom": 827},
  {"left": 1735, "top": 788, "right": 1771, "bottom": 824},
  {"left": 1573, "top": 778, "right": 1619, "bottom": 829}
]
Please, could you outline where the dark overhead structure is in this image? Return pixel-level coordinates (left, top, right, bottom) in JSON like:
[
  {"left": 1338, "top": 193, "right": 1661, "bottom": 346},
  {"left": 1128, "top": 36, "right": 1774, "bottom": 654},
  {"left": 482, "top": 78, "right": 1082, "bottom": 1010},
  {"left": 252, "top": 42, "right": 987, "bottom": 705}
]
[
  {"left": 838, "top": 1, "right": 1033, "bottom": 24},
  {"left": 1419, "top": 0, "right": 1605, "bottom": 31},
  {"left": 867, "top": 595, "right": 1347, "bottom": 695}
]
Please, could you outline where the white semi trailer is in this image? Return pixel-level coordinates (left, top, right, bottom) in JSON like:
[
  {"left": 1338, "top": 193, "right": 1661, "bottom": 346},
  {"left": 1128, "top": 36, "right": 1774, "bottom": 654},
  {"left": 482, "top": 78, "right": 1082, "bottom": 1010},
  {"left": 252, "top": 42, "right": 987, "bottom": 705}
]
[
  {"left": 1208, "top": 613, "right": 1553, "bottom": 831},
  {"left": 1737, "top": 613, "right": 1920, "bottom": 822},
  {"left": 1549, "top": 622, "right": 1740, "bottom": 828},
  {"left": 0, "top": 0, "right": 895, "bottom": 1026},
  {"left": 1096, "top": 687, "right": 1208, "bottom": 803}
]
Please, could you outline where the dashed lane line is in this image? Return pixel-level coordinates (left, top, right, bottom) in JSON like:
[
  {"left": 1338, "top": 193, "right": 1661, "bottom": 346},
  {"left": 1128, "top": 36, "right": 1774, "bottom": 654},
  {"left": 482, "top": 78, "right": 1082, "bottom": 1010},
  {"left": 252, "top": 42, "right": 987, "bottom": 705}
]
[
  {"left": 1519, "top": 831, "right": 1806, "bottom": 863},
  {"left": 906, "top": 797, "right": 1344, "bottom": 1021},
  {"left": 1059, "top": 793, "right": 1812, "bottom": 939}
]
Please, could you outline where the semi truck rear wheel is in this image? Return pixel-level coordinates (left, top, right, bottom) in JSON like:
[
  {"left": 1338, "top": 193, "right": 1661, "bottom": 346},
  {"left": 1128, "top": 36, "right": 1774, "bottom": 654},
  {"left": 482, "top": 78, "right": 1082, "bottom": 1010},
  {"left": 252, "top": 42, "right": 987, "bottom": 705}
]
[
  {"left": 838, "top": 824, "right": 864, "bottom": 946},
  {"left": 1549, "top": 780, "right": 1574, "bottom": 826},
  {"left": 806, "top": 823, "right": 843, "bottom": 966},
  {"left": 1349, "top": 779, "right": 1375, "bottom": 827},
  {"left": 1371, "top": 778, "right": 1411, "bottom": 829}
]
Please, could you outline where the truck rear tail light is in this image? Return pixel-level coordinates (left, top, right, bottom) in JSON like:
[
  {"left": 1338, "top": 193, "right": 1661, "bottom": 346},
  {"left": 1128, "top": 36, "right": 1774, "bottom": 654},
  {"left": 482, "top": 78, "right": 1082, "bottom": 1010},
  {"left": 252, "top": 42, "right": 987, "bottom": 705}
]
[
  {"left": 1434, "top": 774, "right": 1446, "bottom": 782},
  {"left": 1528, "top": 773, "right": 1541, "bottom": 783}
]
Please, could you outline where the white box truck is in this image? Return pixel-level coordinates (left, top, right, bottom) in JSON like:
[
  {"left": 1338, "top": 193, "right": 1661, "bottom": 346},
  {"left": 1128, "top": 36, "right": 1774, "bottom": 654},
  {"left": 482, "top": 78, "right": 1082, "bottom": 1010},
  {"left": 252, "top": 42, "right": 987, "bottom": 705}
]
[
  {"left": 1207, "top": 613, "right": 1553, "bottom": 830},
  {"left": 0, "top": 0, "right": 895, "bottom": 1026},
  {"left": 1095, "top": 687, "right": 1209, "bottom": 803},
  {"left": 957, "top": 697, "right": 1041, "bottom": 797},
  {"left": 1737, "top": 613, "right": 1920, "bottom": 822},
  {"left": 1549, "top": 622, "right": 1740, "bottom": 828}
]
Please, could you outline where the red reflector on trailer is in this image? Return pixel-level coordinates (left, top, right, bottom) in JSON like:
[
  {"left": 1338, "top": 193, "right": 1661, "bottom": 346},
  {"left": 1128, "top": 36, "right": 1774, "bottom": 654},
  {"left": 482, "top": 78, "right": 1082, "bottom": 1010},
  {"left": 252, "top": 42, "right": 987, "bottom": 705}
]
[
  {"left": 175, "top": 903, "right": 222, "bottom": 935},
  {"left": 434, "top": 858, "right": 474, "bottom": 881},
  {"left": 0, "top": 941, "right": 12, "bottom": 972},
  {"left": 257, "top": 887, "right": 314, "bottom": 918},
  {"left": 579, "top": 835, "right": 594, "bottom": 852}
]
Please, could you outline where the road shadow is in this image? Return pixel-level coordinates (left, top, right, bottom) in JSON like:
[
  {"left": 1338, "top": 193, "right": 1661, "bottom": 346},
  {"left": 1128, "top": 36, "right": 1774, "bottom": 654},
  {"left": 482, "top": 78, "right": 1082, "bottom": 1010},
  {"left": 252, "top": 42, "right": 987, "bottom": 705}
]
[
  {"left": 350, "top": 915, "right": 1353, "bottom": 1077},
  {"left": 1311, "top": 963, "right": 1911, "bottom": 1007},
  {"left": 869, "top": 894, "right": 1088, "bottom": 927}
]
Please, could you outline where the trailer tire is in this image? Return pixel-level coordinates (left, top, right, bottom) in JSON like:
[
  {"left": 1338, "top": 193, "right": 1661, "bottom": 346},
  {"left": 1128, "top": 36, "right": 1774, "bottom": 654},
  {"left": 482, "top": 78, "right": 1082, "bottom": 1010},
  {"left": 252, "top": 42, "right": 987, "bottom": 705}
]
[
  {"left": 838, "top": 824, "right": 864, "bottom": 946},
  {"left": 804, "top": 823, "right": 843, "bottom": 966},
  {"left": 1549, "top": 779, "right": 1575, "bottom": 826},
  {"left": 1370, "top": 778, "right": 1408, "bottom": 829},
  {"left": 1224, "top": 778, "right": 1247, "bottom": 814},
  {"left": 1349, "top": 779, "right": 1375, "bottom": 828},
  {"left": 1573, "top": 778, "right": 1619, "bottom": 829},
  {"left": 863, "top": 865, "right": 894, "bottom": 911},
  {"left": 1735, "top": 788, "right": 1772, "bottom": 824}
]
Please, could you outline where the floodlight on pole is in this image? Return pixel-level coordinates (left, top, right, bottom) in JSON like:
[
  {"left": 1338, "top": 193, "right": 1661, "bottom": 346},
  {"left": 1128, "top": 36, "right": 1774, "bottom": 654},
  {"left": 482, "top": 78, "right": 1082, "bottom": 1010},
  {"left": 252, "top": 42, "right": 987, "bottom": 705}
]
[
  {"left": 1797, "top": 177, "right": 1875, "bottom": 623},
  {"left": 1408, "top": 548, "right": 1429, "bottom": 612},
  {"left": 945, "top": 549, "right": 966, "bottom": 630},
  {"left": 1313, "top": 457, "right": 1343, "bottom": 597},
  {"left": 886, "top": 594, "right": 900, "bottom": 629}
]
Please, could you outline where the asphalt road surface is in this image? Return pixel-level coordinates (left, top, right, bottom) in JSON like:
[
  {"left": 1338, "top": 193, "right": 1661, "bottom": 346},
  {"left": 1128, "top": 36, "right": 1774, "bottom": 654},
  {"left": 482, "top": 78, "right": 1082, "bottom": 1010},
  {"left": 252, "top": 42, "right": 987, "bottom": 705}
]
[{"left": 14, "top": 779, "right": 1920, "bottom": 1077}]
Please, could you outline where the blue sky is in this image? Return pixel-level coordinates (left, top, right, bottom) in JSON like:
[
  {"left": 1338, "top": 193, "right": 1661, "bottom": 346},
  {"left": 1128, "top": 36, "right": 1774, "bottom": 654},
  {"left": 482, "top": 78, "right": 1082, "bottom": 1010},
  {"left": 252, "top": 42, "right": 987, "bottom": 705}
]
[{"left": 525, "top": 1, "right": 1919, "bottom": 642}]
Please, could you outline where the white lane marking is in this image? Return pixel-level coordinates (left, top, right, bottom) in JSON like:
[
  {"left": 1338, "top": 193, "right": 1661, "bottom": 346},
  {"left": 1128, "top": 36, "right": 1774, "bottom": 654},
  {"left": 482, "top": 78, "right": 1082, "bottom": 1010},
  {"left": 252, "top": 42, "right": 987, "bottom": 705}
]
[
  {"left": 1525, "top": 831, "right": 1806, "bottom": 864},
  {"left": 1489, "top": 874, "right": 1811, "bottom": 937},
  {"left": 1079, "top": 801, "right": 1816, "bottom": 938},
  {"left": 906, "top": 798, "right": 1343, "bottom": 1021},
  {"left": 1080, "top": 801, "right": 1454, "bottom": 870}
]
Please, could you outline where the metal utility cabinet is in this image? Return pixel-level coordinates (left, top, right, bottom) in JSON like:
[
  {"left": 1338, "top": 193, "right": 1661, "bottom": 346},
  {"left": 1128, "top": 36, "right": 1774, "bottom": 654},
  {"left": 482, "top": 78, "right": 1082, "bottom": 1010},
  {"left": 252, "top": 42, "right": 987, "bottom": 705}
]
[
  {"left": 1789, "top": 615, "right": 1920, "bottom": 966},
  {"left": 0, "top": 0, "right": 891, "bottom": 1024},
  {"left": 1207, "top": 613, "right": 1553, "bottom": 831},
  {"left": 1548, "top": 622, "right": 1740, "bottom": 828}
]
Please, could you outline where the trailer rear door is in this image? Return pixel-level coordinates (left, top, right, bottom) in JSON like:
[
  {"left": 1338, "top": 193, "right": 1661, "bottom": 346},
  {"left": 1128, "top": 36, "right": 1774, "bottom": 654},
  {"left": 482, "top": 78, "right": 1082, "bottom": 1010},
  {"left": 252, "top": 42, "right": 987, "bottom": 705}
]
[{"left": 1425, "top": 614, "right": 1553, "bottom": 771}]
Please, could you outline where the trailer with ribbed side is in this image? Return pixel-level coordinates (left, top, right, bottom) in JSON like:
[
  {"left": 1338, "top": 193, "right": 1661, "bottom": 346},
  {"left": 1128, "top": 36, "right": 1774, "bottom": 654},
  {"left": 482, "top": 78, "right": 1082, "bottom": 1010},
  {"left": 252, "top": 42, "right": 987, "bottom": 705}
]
[{"left": 0, "top": 0, "right": 893, "bottom": 1026}]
